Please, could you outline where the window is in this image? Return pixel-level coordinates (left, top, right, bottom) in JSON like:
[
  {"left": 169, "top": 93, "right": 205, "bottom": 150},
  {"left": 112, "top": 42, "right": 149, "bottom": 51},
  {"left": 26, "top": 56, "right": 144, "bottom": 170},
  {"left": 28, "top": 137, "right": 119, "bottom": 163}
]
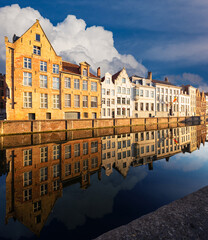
[
  {"left": 145, "top": 90, "right": 149, "bottom": 97},
  {"left": 65, "top": 145, "right": 71, "bottom": 159},
  {"left": 63, "top": 94, "right": 71, "bottom": 107},
  {"left": 40, "top": 75, "right": 47, "bottom": 88},
  {"left": 23, "top": 92, "right": 32, "bottom": 108},
  {"left": 33, "top": 201, "right": 41, "bottom": 212},
  {"left": 65, "top": 78, "right": 71, "bottom": 88},
  {"left": 106, "top": 89, "right": 110, "bottom": 95},
  {"left": 111, "top": 99, "right": 115, "bottom": 105},
  {"left": 74, "top": 162, "right": 80, "bottom": 173},
  {"left": 107, "top": 108, "right": 110, "bottom": 116},
  {"left": 74, "top": 144, "right": 80, "bottom": 157},
  {"left": 82, "top": 80, "right": 88, "bottom": 90},
  {"left": 117, "top": 108, "right": 121, "bottom": 115},
  {"left": 123, "top": 152, "right": 126, "bottom": 158},
  {"left": 33, "top": 46, "right": 41, "bottom": 55},
  {"left": 146, "top": 103, "right": 149, "bottom": 111},
  {"left": 40, "top": 61, "right": 47, "bottom": 72},
  {"left": 140, "top": 89, "right": 143, "bottom": 97},
  {"left": 83, "top": 159, "right": 88, "bottom": 170},
  {"left": 53, "top": 180, "right": 60, "bottom": 191},
  {"left": 140, "top": 102, "right": 144, "bottom": 111},
  {"left": 83, "top": 68, "right": 87, "bottom": 76},
  {"left": 36, "top": 34, "right": 40, "bottom": 41},
  {"left": 91, "top": 96, "right": 97, "bottom": 108},
  {"left": 107, "top": 99, "right": 110, "bottom": 107},
  {"left": 23, "top": 72, "right": 32, "bottom": 86},
  {"left": 151, "top": 103, "right": 154, "bottom": 111},
  {"left": 74, "top": 95, "right": 80, "bottom": 108},
  {"left": 53, "top": 164, "right": 60, "bottom": 178},
  {"left": 40, "top": 184, "right": 48, "bottom": 196},
  {"left": 53, "top": 77, "right": 59, "bottom": 89},
  {"left": 65, "top": 164, "right": 71, "bottom": 176},
  {"left": 127, "top": 88, "right": 130, "bottom": 95},
  {"left": 40, "top": 93, "right": 48, "bottom": 108},
  {"left": 122, "top": 78, "right": 126, "bottom": 83},
  {"left": 122, "top": 88, "right": 126, "bottom": 94},
  {"left": 74, "top": 79, "right": 80, "bottom": 89},
  {"left": 117, "top": 87, "right": 121, "bottom": 93},
  {"left": 122, "top": 108, "right": 126, "bottom": 116},
  {"left": 40, "top": 147, "right": 48, "bottom": 163},
  {"left": 112, "top": 90, "right": 115, "bottom": 96},
  {"left": 102, "top": 109, "right": 106, "bottom": 116},
  {"left": 106, "top": 78, "right": 110, "bottom": 84},
  {"left": 83, "top": 96, "right": 88, "bottom": 108},
  {"left": 84, "top": 112, "right": 88, "bottom": 118},
  {"left": 53, "top": 95, "right": 60, "bottom": 109},
  {"left": 23, "top": 189, "right": 32, "bottom": 201},
  {"left": 127, "top": 150, "right": 131, "bottom": 157},
  {"left": 117, "top": 97, "right": 121, "bottom": 104},
  {"left": 117, "top": 152, "right": 121, "bottom": 160},
  {"left": 23, "top": 149, "right": 32, "bottom": 166},
  {"left": 53, "top": 145, "right": 60, "bottom": 160},
  {"left": 23, "top": 171, "right": 32, "bottom": 186},
  {"left": 40, "top": 167, "right": 48, "bottom": 181},
  {"left": 91, "top": 141, "right": 98, "bottom": 153},
  {"left": 53, "top": 64, "right": 59, "bottom": 74},
  {"left": 83, "top": 142, "right": 88, "bottom": 155},
  {"left": 91, "top": 157, "right": 98, "bottom": 168},
  {"left": 91, "top": 82, "right": 97, "bottom": 91},
  {"left": 122, "top": 98, "right": 125, "bottom": 104},
  {"left": 102, "top": 89, "right": 105, "bottom": 95}
]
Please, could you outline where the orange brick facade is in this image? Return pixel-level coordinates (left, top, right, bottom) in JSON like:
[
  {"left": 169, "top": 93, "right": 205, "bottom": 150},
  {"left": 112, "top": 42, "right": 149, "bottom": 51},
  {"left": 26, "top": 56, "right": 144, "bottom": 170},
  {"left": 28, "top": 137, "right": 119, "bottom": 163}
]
[
  {"left": 5, "top": 20, "right": 101, "bottom": 120},
  {"left": 196, "top": 89, "right": 206, "bottom": 116},
  {"left": 5, "top": 137, "right": 102, "bottom": 235}
]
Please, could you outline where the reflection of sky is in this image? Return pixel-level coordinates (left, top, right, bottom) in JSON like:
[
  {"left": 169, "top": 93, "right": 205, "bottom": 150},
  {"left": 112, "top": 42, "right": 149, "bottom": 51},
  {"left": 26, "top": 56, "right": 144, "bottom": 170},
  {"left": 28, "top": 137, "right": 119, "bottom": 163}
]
[{"left": 0, "top": 143, "right": 208, "bottom": 240}]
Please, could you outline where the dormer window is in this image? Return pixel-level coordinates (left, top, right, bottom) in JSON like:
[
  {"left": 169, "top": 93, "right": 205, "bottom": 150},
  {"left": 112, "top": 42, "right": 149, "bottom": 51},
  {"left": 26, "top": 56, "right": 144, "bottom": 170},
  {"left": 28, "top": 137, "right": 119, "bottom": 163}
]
[
  {"left": 83, "top": 68, "right": 88, "bottom": 76},
  {"left": 122, "top": 78, "right": 126, "bottom": 83},
  {"left": 106, "top": 78, "right": 110, "bottom": 84},
  {"left": 36, "top": 34, "right": 40, "bottom": 41},
  {"left": 33, "top": 46, "right": 41, "bottom": 55}
]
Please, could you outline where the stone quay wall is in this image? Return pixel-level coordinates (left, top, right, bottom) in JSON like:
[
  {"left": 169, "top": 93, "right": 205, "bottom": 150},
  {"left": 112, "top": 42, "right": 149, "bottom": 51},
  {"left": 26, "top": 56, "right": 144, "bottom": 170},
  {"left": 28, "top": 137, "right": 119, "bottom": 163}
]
[{"left": 0, "top": 116, "right": 204, "bottom": 136}]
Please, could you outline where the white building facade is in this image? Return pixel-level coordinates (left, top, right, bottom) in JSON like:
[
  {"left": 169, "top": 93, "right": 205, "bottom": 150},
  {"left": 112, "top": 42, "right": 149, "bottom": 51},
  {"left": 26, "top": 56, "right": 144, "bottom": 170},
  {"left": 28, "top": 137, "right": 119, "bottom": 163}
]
[
  {"left": 131, "top": 73, "right": 155, "bottom": 118},
  {"left": 101, "top": 68, "right": 134, "bottom": 118}
]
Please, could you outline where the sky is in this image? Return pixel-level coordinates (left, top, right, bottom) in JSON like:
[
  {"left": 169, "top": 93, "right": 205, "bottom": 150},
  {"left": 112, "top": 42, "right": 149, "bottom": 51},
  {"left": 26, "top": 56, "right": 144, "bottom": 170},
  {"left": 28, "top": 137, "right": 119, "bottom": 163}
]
[{"left": 0, "top": 0, "right": 208, "bottom": 91}]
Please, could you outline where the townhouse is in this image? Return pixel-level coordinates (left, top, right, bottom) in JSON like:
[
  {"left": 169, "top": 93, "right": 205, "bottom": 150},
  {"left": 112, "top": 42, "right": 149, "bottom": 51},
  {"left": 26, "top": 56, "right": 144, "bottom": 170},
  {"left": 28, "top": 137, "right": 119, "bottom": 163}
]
[
  {"left": 101, "top": 68, "right": 134, "bottom": 118},
  {"left": 5, "top": 20, "right": 101, "bottom": 120},
  {"left": 130, "top": 72, "right": 155, "bottom": 118},
  {"left": 153, "top": 77, "right": 181, "bottom": 117}
]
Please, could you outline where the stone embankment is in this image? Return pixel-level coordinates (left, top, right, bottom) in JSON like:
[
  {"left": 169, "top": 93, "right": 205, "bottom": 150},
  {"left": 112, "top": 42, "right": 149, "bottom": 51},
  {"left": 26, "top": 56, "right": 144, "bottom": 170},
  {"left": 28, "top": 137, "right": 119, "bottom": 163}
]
[
  {"left": 95, "top": 186, "right": 208, "bottom": 240},
  {"left": 0, "top": 116, "right": 205, "bottom": 136}
]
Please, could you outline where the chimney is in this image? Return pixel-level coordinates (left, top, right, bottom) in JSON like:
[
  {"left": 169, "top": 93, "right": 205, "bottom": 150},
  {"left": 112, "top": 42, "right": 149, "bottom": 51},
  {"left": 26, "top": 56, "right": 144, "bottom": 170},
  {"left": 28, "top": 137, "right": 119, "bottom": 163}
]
[
  {"left": 148, "top": 71, "right": 152, "bottom": 80},
  {"left": 97, "top": 67, "right": 101, "bottom": 78},
  {"left": 165, "top": 77, "right": 169, "bottom": 82}
]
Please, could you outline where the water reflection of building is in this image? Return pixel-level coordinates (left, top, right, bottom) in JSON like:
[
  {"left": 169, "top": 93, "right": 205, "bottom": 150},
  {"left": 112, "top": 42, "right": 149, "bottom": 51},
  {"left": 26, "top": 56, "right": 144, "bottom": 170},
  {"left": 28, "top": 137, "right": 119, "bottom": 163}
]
[
  {"left": 102, "top": 133, "right": 134, "bottom": 177},
  {"left": 3, "top": 124, "right": 207, "bottom": 236},
  {"left": 5, "top": 137, "right": 101, "bottom": 236}
]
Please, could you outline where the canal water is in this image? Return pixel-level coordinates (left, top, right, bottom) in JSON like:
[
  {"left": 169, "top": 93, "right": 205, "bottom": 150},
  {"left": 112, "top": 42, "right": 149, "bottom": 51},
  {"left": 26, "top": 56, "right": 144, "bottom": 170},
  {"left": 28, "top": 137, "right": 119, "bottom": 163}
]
[{"left": 0, "top": 124, "right": 207, "bottom": 240}]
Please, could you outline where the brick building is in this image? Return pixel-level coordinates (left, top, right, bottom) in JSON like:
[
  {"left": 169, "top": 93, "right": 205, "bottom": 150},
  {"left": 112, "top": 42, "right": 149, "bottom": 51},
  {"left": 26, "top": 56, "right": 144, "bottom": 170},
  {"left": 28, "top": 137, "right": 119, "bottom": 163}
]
[
  {"left": 0, "top": 73, "right": 6, "bottom": 119},
  {"left": 5, "top": 136, "right": 102, "bottom": 235},
  {"left": 196, "top": 89, "right": 206, "bottom": 116},
  {"left": 5, "top": 20, "right": 101, "bottom": 120}
]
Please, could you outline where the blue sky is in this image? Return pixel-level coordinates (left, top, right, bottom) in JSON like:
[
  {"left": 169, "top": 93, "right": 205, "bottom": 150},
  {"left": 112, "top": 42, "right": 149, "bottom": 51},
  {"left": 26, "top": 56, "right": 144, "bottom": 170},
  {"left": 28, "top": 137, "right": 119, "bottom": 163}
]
[{"left": 0, "top": 0, "right": 208, "bottom": 90}]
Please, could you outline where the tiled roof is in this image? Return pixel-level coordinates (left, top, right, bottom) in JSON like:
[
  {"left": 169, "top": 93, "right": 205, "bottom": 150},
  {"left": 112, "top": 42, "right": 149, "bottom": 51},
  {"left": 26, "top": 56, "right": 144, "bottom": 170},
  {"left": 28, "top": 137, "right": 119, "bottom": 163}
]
[
  {"left": 152, "top": 79, "right": 179, "bottom": 87},
  {"left": 111, "top": 69, "right": 122, "bottom": 83},
  {"left": 62, "top": 61, "right": 99, "bottom": 78}
]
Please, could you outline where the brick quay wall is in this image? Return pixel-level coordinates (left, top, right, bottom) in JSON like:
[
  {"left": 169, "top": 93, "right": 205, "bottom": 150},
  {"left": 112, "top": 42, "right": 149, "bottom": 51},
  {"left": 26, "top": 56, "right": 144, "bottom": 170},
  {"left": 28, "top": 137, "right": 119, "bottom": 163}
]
[{"left": 0, "top": 116, "right": 206, "bottom": 136}]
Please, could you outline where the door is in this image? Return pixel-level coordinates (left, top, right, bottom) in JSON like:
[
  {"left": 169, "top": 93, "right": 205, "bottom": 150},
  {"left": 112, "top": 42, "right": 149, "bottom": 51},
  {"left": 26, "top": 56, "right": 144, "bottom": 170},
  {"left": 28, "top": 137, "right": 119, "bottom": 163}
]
[
  {"left": 92, "top": 112, "right": 97, "bottom": 119},
  {"left": 112, "top": 110, "right": 115, "bottom": 118}
]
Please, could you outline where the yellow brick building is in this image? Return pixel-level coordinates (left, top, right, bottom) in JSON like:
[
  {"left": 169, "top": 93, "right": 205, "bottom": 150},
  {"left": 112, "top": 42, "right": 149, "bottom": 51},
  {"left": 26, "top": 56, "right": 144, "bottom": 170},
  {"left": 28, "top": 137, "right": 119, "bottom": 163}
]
[{"left": 5, "top": 20, "right": 101, "bottom": 120}]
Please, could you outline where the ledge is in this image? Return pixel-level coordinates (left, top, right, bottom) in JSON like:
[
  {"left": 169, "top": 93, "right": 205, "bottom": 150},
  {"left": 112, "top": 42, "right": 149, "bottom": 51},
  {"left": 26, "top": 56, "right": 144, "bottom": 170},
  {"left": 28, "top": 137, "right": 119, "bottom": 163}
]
[{"left": 95, "top": 186, "right": 208, "bottom": 240}]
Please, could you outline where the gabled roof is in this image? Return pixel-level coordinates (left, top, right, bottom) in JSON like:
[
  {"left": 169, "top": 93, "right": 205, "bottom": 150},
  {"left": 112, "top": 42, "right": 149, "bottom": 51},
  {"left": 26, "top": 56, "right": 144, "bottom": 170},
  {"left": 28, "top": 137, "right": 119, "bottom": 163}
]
[
  {"left": 62, "top": 61, "right": 99, "bottom": 78},
  {"left": 112, "top": 69, "right": 123, "bottom": 83}
]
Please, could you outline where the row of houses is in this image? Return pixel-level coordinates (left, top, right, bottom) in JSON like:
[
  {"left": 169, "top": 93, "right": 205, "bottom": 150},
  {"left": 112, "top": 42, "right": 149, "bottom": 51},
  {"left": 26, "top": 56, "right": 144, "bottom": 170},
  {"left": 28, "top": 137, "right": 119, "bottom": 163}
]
[
  {"left": 2, "top": 124, "right": 207, "bottom": 235},
  {"left": 0, "top": 20, "right": 207, "bottom": 120}
]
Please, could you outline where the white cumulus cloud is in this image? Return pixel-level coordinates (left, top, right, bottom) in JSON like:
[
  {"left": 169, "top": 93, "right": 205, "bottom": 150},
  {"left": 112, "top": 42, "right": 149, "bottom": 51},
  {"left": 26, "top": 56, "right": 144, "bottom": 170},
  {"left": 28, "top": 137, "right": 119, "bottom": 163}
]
[{"left": 0, "top": 4, "right": 147, "bottom": 77}]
